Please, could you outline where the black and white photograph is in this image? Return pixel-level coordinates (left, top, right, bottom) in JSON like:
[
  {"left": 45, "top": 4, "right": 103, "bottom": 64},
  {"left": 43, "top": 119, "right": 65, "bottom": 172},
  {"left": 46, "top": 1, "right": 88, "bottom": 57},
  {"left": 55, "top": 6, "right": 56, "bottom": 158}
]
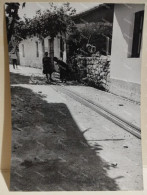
[{"left": 5, "top": 2, "right": 144, "bottom": 191}]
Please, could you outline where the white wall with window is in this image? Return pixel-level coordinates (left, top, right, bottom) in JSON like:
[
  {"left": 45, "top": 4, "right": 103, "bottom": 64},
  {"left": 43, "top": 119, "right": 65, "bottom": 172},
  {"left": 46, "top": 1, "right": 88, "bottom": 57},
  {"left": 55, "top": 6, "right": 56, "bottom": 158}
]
[
  {"left": 109, "top": 4, "right": 144, "bottom": 102},
  {"left": 110, "top": 4, "right": 144, "bottom": 83},
  {"left": 44, "top": 35, "right": 66, "bottom": 62},
  {"left": 19, "top": 36, "right": 42, "bottom": 68},
  {"left": 19, "top": 35, "right": 66, "bottom": 68}
]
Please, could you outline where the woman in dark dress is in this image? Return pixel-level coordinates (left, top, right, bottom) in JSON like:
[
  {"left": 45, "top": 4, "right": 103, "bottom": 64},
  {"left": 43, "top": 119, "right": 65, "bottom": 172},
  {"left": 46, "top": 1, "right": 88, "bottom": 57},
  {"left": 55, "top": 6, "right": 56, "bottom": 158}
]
[{"left": 42, "top": 52, "right": 54, "bottom": 83}]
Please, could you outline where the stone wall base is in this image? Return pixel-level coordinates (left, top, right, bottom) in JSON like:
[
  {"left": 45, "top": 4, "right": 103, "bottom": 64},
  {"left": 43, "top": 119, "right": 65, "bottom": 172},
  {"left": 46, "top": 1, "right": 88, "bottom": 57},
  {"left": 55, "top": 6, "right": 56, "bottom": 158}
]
[
  {"left": 77, "top": 56, "right": 110, "bottom": 90},
  {"left": 109, "top": 78, "right": 140, "bottom": 103}
]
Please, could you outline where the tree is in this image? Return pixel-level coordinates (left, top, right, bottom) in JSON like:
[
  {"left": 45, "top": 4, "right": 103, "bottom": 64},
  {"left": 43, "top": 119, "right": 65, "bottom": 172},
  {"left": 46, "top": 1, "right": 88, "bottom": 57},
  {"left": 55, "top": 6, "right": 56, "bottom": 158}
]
[
  {"left": 68, "top": 22, "right": 112, "bottom": 58},
  {"left": 5, "top": 3, "right": 26, "bottom": 44},
  {"left": 13, "top": 3, "right": 76, "bottom": 64}
]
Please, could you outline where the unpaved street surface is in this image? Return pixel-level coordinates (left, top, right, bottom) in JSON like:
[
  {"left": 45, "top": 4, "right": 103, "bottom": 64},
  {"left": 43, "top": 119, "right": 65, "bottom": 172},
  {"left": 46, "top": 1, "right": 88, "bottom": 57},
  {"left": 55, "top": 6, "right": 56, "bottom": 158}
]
[
  {"left": 62, "top": 86, "right": 140, "bottom": 128},
  {"left": 10, "top": 66, "right": 143, "bottom": 191}
]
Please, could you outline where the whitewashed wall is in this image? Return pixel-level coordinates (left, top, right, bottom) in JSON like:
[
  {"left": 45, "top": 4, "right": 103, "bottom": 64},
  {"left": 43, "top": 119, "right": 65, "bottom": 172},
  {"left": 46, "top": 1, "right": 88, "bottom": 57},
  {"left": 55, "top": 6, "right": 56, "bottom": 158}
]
[
  {"left": 110, "top": 4, "right": 144, "bottom": 84},
  {"left": 19, "top": 36, "right": 43, "bottom": 68},
  {"left": 19, "top": 35, "right": 66, "bottom": 69}
]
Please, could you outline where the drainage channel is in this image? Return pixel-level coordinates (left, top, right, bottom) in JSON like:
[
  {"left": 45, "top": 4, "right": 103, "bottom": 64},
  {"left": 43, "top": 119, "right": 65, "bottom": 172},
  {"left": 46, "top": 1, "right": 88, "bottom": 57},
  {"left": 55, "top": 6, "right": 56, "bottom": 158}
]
[{"left": 51, "top": 85, "right": 141, "bottom": 139}]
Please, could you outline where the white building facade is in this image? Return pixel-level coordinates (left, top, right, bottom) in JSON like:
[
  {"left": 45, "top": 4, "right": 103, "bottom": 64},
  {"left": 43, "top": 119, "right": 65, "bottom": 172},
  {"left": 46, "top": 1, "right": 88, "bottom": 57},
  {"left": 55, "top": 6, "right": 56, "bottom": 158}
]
[
  {"left": 19, "top": 35, "right": 66, "bottom": 69},
  {"left": 110, "top": 4, "right": 144, "bottom": 102}
]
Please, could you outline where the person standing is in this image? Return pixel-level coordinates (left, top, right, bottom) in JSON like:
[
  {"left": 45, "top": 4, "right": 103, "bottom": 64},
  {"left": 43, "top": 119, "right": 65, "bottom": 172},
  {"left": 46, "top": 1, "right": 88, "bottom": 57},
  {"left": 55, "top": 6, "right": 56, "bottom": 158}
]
[
  {"left": 42, "top": 52, "right": 54, "bottom": 83},
  {"left": 10, "top": 52, "right": 18, "bottom": 69}
]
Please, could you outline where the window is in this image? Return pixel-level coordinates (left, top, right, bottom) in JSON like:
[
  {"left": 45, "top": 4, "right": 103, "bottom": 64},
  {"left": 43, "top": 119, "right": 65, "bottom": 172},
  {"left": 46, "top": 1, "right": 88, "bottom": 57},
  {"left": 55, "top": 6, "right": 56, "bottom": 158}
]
[
  {"left": 36, "top": 41, "right": 39, "bottom": 57},
  {"left": 22, "top": 44, "right": 25, "bottom": 57},
  {"left": 48, "top": 38, "right": 54, "bottom": 57},
  {"left": 131, "top": 10, "right": 144, "bottom": 58},
  {"left": 60, "top": 37, "right": 64, "bottom": 59},
  {"left": 42, "top": 39, "right": 45, "bottom": 54}
]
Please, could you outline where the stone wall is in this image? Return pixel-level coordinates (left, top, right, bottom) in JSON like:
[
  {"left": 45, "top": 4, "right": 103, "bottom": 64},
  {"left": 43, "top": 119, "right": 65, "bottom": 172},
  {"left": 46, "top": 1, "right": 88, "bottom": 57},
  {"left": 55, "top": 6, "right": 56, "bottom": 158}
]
[{"left": 77, "top": 56, "right": 110, "bottom": 90}]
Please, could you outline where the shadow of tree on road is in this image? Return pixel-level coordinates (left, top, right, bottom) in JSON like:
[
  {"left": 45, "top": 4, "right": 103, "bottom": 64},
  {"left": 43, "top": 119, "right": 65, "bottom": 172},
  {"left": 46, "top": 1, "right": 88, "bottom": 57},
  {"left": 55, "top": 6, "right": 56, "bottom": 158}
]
[{"left": 9, "top": 85, "right": 119, "bottom": 191}]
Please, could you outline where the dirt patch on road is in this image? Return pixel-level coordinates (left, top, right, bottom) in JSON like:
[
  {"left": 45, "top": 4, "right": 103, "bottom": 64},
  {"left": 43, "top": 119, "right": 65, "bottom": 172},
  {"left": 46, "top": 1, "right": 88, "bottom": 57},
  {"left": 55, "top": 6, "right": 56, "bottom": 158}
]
[
  {"left": 10, "top": 73, "right": 31, "bottom": 84},
  {"left": 10, "top": 86, "right": 119, "bottom": 191},
  {"left": 10, "top": 72, "right": 47, "bottom": 85},
  {"left": 10, "top": 72, "right": 87, "bottom": 86}
]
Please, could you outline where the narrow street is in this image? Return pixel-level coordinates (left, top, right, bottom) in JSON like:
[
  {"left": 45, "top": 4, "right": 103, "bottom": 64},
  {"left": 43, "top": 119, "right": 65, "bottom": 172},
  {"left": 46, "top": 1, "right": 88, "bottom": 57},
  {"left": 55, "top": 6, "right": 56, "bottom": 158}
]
[{"left": 10, "top": 66, "right": 143, "bottom": 191}]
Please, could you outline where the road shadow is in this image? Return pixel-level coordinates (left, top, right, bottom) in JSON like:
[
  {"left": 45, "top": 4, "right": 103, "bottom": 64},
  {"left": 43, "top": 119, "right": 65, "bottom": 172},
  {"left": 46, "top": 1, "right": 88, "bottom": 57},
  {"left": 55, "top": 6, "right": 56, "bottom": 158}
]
[{"left": 9, "top": 86, "right": 119, "bottom": 191}]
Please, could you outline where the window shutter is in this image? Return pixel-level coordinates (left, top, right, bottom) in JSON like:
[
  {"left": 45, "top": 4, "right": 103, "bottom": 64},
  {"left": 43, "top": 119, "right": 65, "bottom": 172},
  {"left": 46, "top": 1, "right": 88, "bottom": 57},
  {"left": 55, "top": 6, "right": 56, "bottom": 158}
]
[
  {"left": 131, "top": 11, "right": 144, "bottom": 57},
  {"left": 60, "top": 37, "right": 64, "bottom": 59},
  {"left": 36, "top": 41, "right": 39, "bottom": 57}
]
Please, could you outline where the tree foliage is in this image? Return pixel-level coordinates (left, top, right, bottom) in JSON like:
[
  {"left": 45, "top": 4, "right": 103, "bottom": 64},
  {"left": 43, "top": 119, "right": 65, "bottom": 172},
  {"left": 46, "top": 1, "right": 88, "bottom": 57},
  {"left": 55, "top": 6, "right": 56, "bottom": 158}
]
[
  {"left": 13, "top": 3, "right": 76, "bottom": 41},
  {"left": 5, "top": 3, "right": 26, "bottom": 43},
  {"left": 68, "top": 22, "right": 112, "bottom": 58}
]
